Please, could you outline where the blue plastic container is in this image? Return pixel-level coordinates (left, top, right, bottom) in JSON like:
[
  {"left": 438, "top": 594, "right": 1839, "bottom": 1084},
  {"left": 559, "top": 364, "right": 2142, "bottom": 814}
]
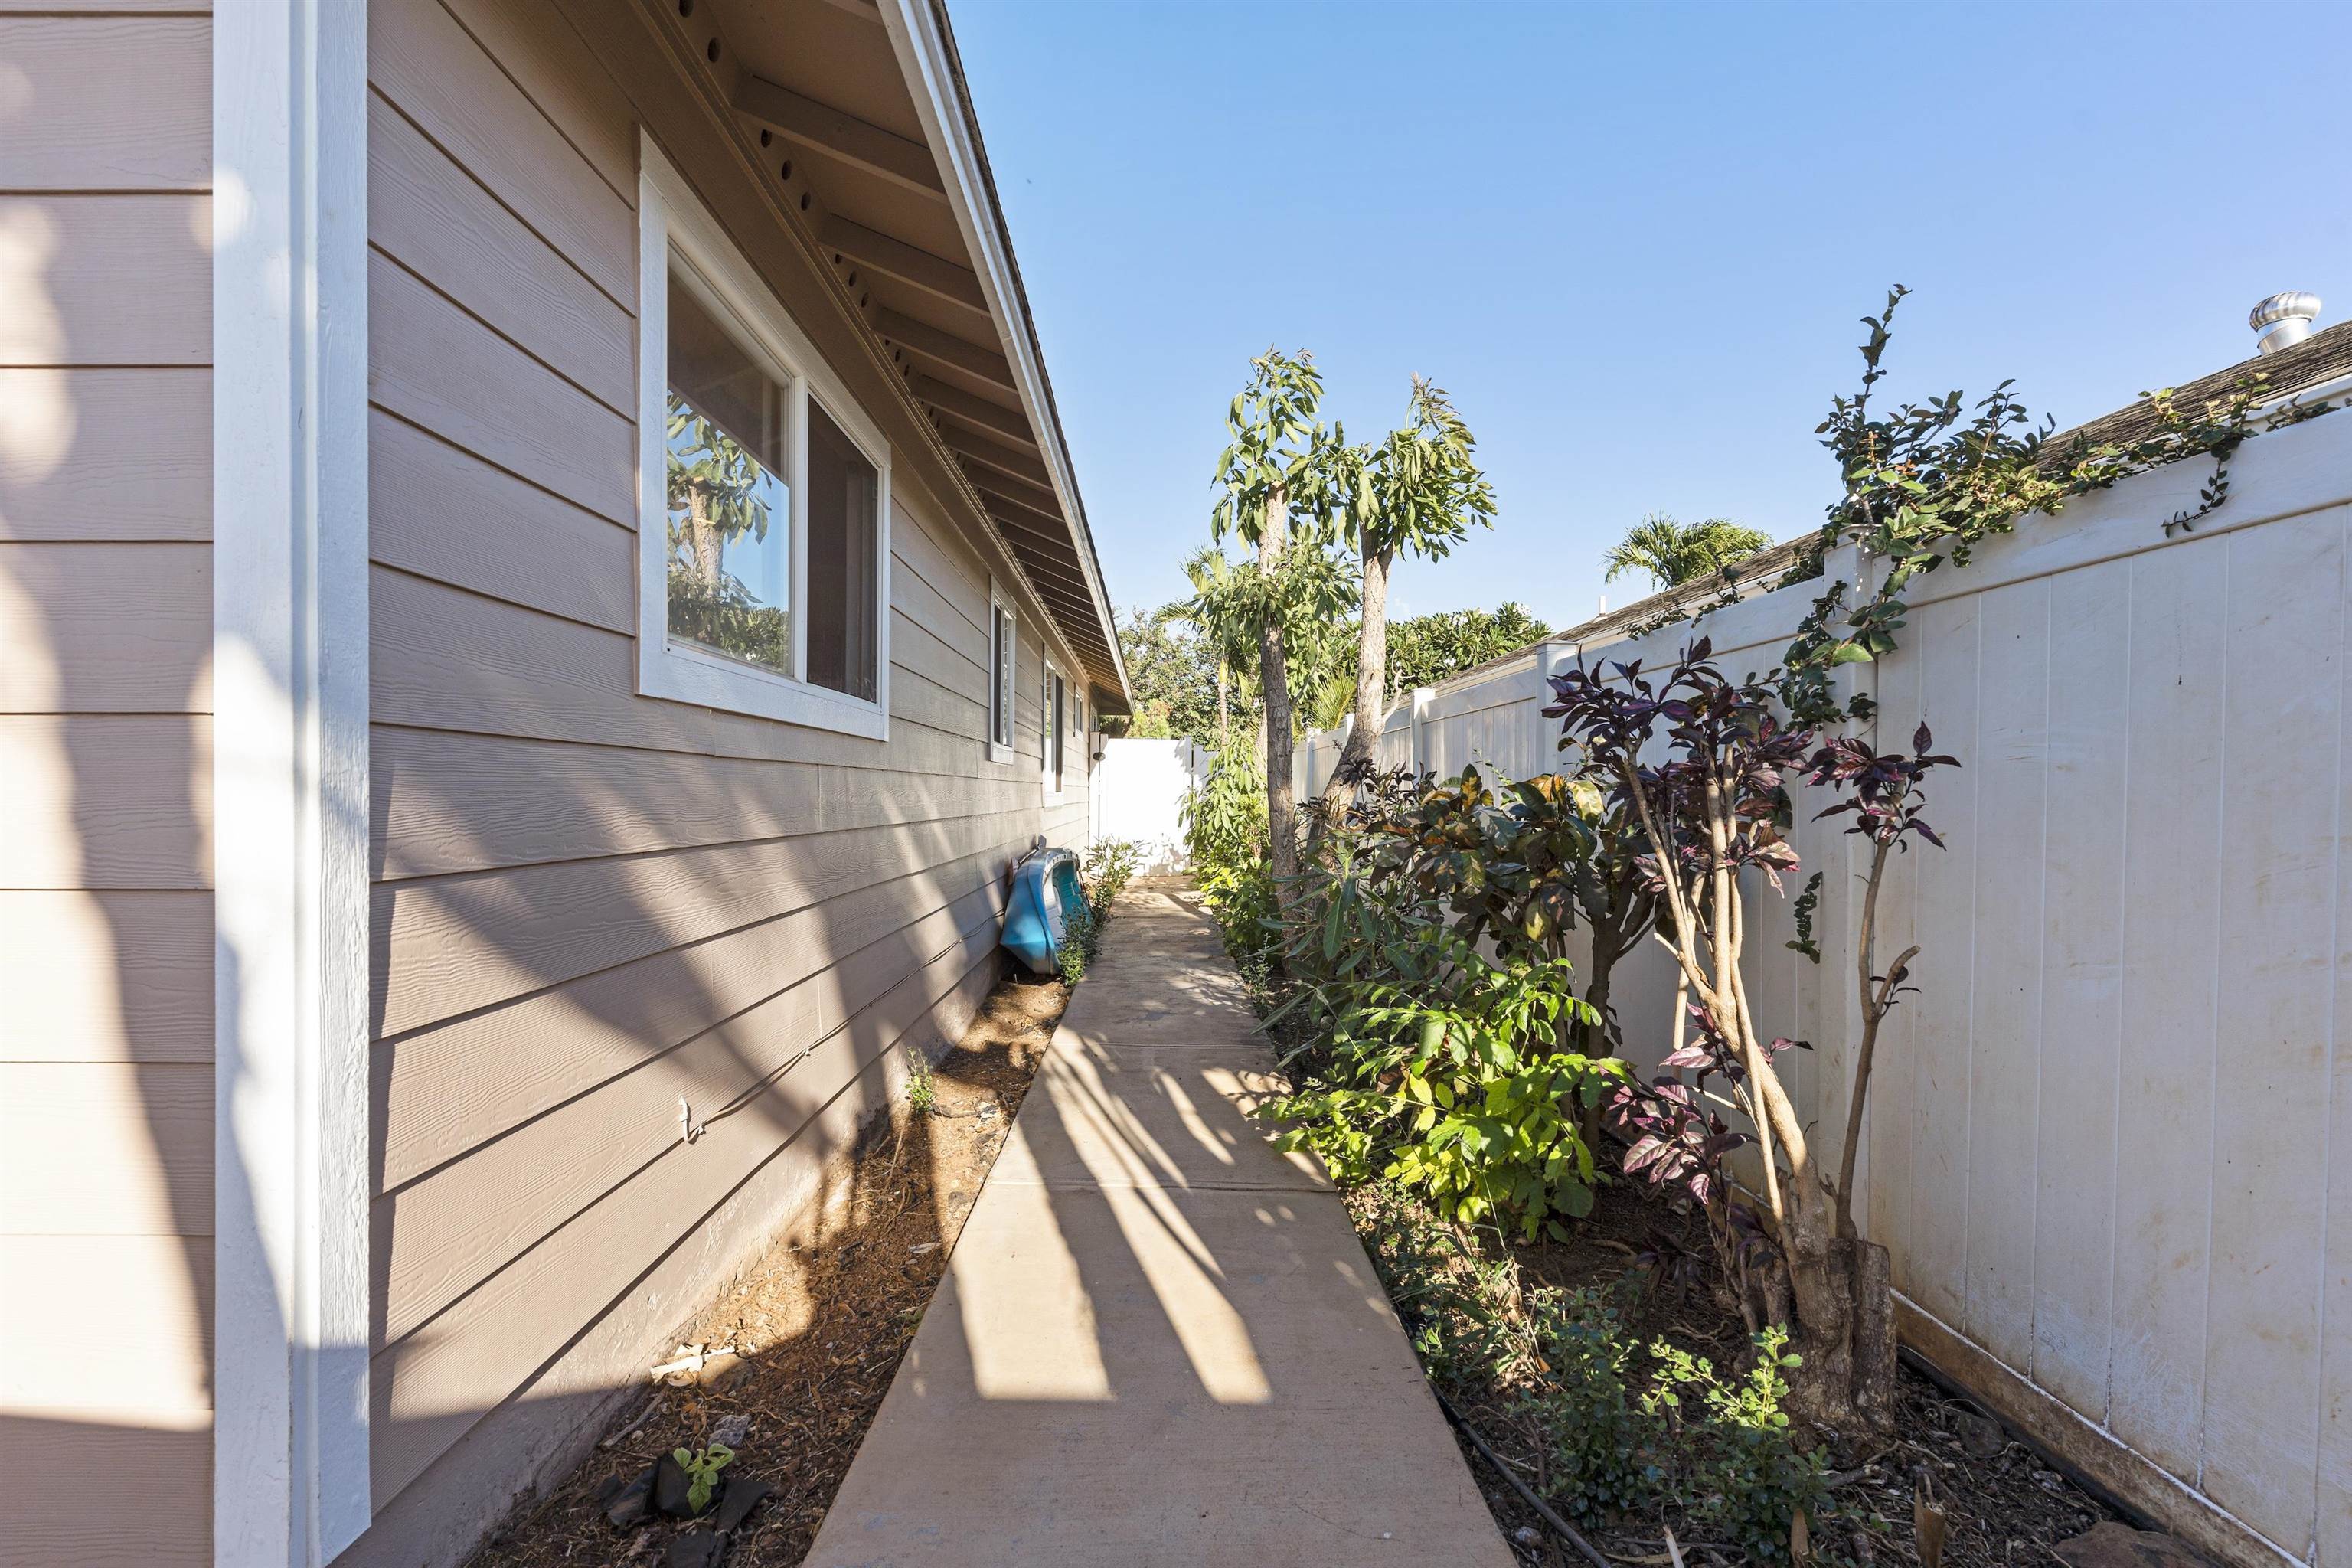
[{"left": 1002, "top": 848, "right": 1088, "bottom": 975}]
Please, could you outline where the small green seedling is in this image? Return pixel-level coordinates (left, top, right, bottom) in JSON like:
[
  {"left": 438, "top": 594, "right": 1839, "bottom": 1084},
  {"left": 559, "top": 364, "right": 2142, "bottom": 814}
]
[
  {"left": 671, "top": 1442, "right": 733, "bottom": 1515},
  {"left": 903, "top": 1050, "right": 937, "bottom": 1117}
]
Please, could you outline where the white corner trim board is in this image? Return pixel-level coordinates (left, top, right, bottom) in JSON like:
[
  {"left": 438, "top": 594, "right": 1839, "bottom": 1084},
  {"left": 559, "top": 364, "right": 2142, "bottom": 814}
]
[{"left": 213, "top": 2, "right": 374, "bottom": 1563}]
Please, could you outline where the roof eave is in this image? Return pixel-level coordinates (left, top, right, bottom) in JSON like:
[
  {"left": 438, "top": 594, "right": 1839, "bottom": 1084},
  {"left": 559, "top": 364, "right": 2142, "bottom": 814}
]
[{"left": 874, "top": 0, "right": 1132, "bottom": 712}]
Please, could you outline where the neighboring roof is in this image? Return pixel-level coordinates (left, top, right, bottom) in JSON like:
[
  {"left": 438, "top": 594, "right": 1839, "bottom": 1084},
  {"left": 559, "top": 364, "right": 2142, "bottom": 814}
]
[
  {"left": 699, "top": 0, "right": 1131, "bottom": 709},
  {"left": 2049, "top": 317, "right": 2352, "bottom": 455},
  {"left": 1521, "top": 317, "right": 2352, "bottom": 671}
]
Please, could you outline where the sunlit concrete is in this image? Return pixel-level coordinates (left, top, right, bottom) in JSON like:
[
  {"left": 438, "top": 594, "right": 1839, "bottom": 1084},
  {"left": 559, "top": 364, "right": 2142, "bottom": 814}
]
[{"left": 804, "top": 891, "right": 1514, "bottom": 1566}]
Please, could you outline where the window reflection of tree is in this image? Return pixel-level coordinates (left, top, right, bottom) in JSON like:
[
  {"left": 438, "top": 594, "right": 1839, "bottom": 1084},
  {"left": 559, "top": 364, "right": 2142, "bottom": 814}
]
[{"left": 665, "top": 395, "right": 791, "bottom": 671}]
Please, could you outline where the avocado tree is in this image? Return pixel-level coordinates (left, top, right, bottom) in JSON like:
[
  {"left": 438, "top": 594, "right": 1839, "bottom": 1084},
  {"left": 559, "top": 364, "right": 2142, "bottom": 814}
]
[
  {"left": 1315, "top": 378, "right": 1497, "bottom": 824},
  {"left": 1210, "top": 349, "right": 1362, "bottom": 899}
]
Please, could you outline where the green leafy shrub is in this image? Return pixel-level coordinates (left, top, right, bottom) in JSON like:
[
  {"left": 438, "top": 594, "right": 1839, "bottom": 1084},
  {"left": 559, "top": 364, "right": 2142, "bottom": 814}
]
[
  {"left": 1181, "top": 744, "right": 1280, "bottom": 972},
  {"left": 1644, "top": 1328, "right": 1827, "bottom": 1558},
  {"left": 1270, "top": 944, "right": 1621, "bottom": 1239},
  {"left": 670, "top": 1442, "right": 733, "bottom": 1516},
  {"left": 903, "top": 1049, "right": 937, "bottom": 1118},
  {"left": 1528, "top": 1286, "right": 1655, "bottom": 1524},
  {"left": 1256, "top": 763, "right": 1642, "bottom": 1242},
  {"left": 1358, "top": 1185, "right": 1824, "bottom": 1560},
  {"left": 1080, "top": 837, "right": 1142, "bottom": 909},
  {"left": 1058, "top": 899, "right": 1096, "bottom": 985}
]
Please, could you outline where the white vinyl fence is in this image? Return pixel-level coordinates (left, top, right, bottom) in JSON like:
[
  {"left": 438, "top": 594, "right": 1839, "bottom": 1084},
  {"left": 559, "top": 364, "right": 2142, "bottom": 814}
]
[
  {"left": 1090, "top": 737, "right": 1212, "bottom": 873},
  {"left": 1298, "top": 413, "right": 2352, "bottom": 1568}
]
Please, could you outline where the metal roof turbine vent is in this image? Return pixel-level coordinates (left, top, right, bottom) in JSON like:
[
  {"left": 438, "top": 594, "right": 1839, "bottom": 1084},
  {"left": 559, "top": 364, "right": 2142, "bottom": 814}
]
[{"left": 2250, "top": 292, "right": 2322, "bottom": 355}]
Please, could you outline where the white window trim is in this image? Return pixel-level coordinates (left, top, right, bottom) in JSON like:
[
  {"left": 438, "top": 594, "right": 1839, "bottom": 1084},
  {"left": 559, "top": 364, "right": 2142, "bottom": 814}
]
[
  {"left": 213, "top": 2, "right": 373, "bottom": 1562},
  {"left": 635, "top": 136, "right": 893, "bottom": 740},
  {"left": 985, "top": 580, "right": 1016, "bottom": 764}
]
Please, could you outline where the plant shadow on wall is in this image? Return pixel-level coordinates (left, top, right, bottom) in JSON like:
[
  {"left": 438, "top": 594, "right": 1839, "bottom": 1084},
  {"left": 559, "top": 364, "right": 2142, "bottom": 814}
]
[{"left": 0, "top": 203, "right": 233, "bottom": 1555}]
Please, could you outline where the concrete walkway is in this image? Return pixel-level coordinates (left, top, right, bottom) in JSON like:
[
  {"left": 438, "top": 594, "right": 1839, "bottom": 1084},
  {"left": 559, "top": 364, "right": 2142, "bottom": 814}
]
[{"left": 805, "top": 887, "right": 1515, "bottom": 1567}]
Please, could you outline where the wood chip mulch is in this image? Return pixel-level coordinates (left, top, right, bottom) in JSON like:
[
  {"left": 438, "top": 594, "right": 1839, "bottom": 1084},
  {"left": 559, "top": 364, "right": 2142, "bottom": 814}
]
[
  {"left": 1399, "top": 1177, "right": 2137, "bottom": 1568},
  {"left": 468, "top": 970, "right": 1070, "bottom": 1568},
  {"left": 1235, "top": 953, "right": 2145, "bottom": 1568}
]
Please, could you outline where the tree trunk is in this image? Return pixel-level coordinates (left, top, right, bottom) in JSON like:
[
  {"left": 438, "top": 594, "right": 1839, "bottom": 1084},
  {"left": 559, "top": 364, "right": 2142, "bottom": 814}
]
[
  {"left": 1850, "top": 1238, "right": 1898, "bottom": 1432},
  {"left": 1760, "top": 1090, "right": 1872, "bottom": 1436},
  {"left": 1318, "top": 541, "right": 1392, "bottom": 819},
  {"left": 1579, "top": 916, "right": 1625, "bottom": 1055},
  {"left": 1259, "top": 486, "right": 1298, "bottom": 903},
  {"left": 686, "top": 485, "right": 724, "bottom": 589}
]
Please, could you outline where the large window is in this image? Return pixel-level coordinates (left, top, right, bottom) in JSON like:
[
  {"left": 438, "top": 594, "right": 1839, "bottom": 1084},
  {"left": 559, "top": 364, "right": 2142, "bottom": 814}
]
[
  {"left": 987, "top": 585, "right": 1016, "bottom": 763},
  {"left": 635, "top": 138, "right": 891, "bottom": 737}
]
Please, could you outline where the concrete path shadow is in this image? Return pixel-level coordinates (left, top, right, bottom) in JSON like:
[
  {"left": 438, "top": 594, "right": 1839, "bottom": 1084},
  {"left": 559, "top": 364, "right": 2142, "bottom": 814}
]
[{"left": 802, "top": 887, "right": 1514, "bottom": 1567}]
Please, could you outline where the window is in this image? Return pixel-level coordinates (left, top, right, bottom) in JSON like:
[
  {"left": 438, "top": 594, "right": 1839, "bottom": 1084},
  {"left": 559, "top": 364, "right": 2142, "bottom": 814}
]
[
  {"left": 636, "top": 138, "right": 891, "bottom": 737},
  {"left": 664, "top": 276, "right": 791, "bottom": 675},
  {"left": 987, "top": 583, "right": 1015, "bottom": 763},
  {"left": 804, "top": 400, "right": 879, "bottom": 701},
  {"left": 1044, "top": 663, "right": 1067, "bottom": 797}
]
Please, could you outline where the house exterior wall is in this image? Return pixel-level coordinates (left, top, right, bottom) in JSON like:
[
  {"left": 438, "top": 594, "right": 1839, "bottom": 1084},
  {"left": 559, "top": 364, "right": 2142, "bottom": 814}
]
[
  {"left": 348, "top": 1, "right": 1094, "bottom": 1561},
  {"left": 1295, "top": 412, "right": 2352, "bottom": 1568},
  {"left": 0, "top": 8, "right": 217, "bottom": 1566}
]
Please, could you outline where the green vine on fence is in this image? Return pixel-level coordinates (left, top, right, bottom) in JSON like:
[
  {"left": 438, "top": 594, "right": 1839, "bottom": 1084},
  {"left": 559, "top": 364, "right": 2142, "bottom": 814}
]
[
  {"left": 1556, "top": 286, "right": 2343, "bottom": 725},
  {"left": 1773, "top": 285, "right": 2340, "bottom": 725}
]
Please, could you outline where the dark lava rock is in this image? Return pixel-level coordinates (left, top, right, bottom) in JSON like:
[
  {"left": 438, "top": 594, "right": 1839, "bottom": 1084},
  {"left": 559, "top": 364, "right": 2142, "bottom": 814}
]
[
  {"left": 664, "top": 1529, "right": 725, "bottom": 1568},
  {"left": 2053, "top": 1521, "right": 2216, "bottom": 1568},
  {"left": 1955, "top": 1406, "right": 2007, "bottom": 1459},
  {"left": 600, "top": 1464, "right": 655, "bottom": 1529},
  {"left": 652, "top": 1452, "right": 699, "bottom": 1518},
  {"left": 710, "top": 1477, "right": 773, "bottom": 1534}
]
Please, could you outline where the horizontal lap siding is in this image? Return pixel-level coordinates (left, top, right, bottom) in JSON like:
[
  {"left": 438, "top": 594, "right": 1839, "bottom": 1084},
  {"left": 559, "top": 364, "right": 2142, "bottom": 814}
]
[
  {"left": 0, "top": 8, "right": 213, "bottom": 1567},
  {"left": 359, "top": 0, "right": 1090, "bottom": 1534}
]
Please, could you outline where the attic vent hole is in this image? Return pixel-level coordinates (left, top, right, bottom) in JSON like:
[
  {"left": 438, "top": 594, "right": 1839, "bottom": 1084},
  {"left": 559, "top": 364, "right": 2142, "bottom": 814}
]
[
  {"left": 706, "top": 37, "right": 720, "bottom": 63},
  {"left": 799, "top": 192, "right": 810, "bottom": 211},
  {"left": 678, "top": 0, "right": 691, "bottom": 13},
  {"left": 780, "top": 160, "right": 792, "bottom": 179},
  {"left": 760, "top": 129, "right": 771, "bottom": 148}
]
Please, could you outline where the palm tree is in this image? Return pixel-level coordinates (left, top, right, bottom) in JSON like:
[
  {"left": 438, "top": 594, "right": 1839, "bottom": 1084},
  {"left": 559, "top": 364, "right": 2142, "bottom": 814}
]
[{"left": 1602, "top": 513, "right": 1772, "bottom": 591}]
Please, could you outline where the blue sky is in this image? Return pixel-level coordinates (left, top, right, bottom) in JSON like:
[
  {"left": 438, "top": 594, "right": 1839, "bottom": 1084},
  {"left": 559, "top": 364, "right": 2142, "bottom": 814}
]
[{"left": 953, "top": 0, "right": 2352, "bottom": 632}]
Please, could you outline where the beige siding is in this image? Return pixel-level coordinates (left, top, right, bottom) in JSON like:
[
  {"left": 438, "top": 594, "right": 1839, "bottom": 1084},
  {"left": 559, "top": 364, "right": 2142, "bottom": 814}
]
[
  {"left": 353, "top": 0, "right": 1095, "bottom": 1552},
  {"left": 0, "top": 7, "right": 214, "bottom": 1566}
]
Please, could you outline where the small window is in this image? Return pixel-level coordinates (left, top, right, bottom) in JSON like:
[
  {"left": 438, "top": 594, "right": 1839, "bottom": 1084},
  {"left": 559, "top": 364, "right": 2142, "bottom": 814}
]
[
  {"left": 1050, "top": 668, "right": 1067, "bottom": 795},
  {"left": 635, "top": 137, "right": 892, "bottom": 738},
  {"left": 987, "top": 586, "right": 1015, "bottom": 762},
  {"left": 1040, "top": 659, "right": 1060, "bottom": 799}
]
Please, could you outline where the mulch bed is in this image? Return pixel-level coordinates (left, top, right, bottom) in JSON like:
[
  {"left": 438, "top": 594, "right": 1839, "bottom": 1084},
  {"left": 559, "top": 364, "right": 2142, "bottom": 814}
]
[
  {"left": 1223, "top": 936, "right": 2141, "bottom": 1568},
  {"left": 469, "top": 970, "right": 1069, "bottom": 1568},
  {"left": 1425, "top": 1176, "right": 2130, "bottom": 1568}
]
